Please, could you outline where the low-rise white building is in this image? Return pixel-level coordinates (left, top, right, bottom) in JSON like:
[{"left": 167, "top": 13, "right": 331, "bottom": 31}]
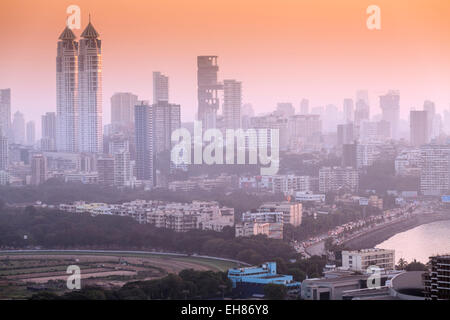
[{"left": 342, "top": 248, "right": 395, "bottom": 272}]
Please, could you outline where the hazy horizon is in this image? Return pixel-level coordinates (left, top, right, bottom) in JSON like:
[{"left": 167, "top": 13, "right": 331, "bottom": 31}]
[{"left": 1, "top": 0, "right": 450, "bottom": 133}]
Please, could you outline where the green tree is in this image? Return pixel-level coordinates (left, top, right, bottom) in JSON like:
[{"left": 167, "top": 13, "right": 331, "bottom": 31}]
[
  {"left": 396, "top": 258, "right": 408, "bottom": 270},
  {"left": 264, "top": 284, "right": 287, "bottom": 300}
]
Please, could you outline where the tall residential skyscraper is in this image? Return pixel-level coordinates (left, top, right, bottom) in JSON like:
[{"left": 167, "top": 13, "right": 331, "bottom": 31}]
[
  {"left": 151, "top": 101, "right": 181, "bottom": 155},
  {"left": 380, "top": 90, "right": 400, "bottom": 139},
  {"left": 276, "top": 103, "right": 295, "bottom": 118},
  {"left": 56, "top": 26, "right": 78, "bottom": 152},
  {"left": 410, "top": 110, "right": 428, "bottom": 146},
  {"left": 78, "top": 20, "right": 103, "bottom": 153},
  {"left": 337, "top": 123, "right": 354, "bottom": 146},
  {"left": 343, "top": 99, "right": 354, "bottom": 124},
  {"left": 114, "top": 148, "right": 132, "bottom": 187},
  {"left": 41, "top": 112, "right": 57, "bottom": 151},
  {"left": 135, "top": 102, "right": 155, "bottom": 185},
  {"left": 31, "top": 154, "right": 47, "bottom": 185},
  {"left": 153, "top": 72, "right": 169, "bottom": 103},
  {"left": 423, "top": 100, "right": 436, "bottom": 139},
  {"left": 420, "top": 145, "right": 450, "bottom": 196},
  {"left": 355, "top": 90, "right": 370, "bottom": 125},
  {"left": 197, "top": 56, "right": 222, "bottom": 130},
  {"left": 0, "top": 89, "right": 11, "bottom": 137},
  {"left": 12, "top": 111, "right": 25, "bottom": 145},
  {"left": 300, "top": 99, "right": 309, "bottom": 115},
  {"left": 111, "top": 92, "right": 138, "bottom": 128},
  {"left": 97, "top": 155, "right": 115, "bottom": 186},
  {"left": 26, "top": 121, "right": 36, "bottom": 146},
  {"left": 223, "top": 79, "right": 242, "bottom": 129},
  {"left": 0, "top": 135, "right": 8, "bottom": 171}
]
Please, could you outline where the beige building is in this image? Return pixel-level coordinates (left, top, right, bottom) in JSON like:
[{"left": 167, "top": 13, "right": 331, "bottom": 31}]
[
  {"left": 259, "top": 202, "right": 302, "bottom": 227},
  {"left": 342, "top": 248, "right": 395, "bottom": 272}
]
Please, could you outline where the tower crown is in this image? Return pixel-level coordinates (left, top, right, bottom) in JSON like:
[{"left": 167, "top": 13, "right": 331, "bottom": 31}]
[
  {"left": 81, "top": 21, "right": 100, "bottom": 38},
  {"left": 58, "top": 26, "right": 76, "bottom": 40}
]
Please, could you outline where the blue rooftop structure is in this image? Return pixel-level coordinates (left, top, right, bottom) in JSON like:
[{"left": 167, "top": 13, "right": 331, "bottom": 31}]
[{"left": 228, "top": 262, "right": 301, "bottom": 297}]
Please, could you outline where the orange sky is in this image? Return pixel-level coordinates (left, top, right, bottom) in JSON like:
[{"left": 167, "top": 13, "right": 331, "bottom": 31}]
[{"left": 1, "top": 0, "right": 450, "bottom": 131}]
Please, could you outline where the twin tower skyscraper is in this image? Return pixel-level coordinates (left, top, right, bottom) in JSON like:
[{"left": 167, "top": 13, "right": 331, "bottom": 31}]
[{"left": 56, "top": 19, "right": 102, "bottom": 153}]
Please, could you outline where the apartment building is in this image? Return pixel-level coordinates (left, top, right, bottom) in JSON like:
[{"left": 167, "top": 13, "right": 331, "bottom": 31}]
[
  {"left": 319, "top": 166, "right": 359, "bottom": 193},
  {"left": 342, "top": 248, "right": 395, "bottom": 272},
  {"left": 59, "top": 200, "right": 234, "bottom": 232},
  {"left": 423, "top": 255, "right": 450, "bottom": 300},
  {"left": 258, "top": 202, "right": 302, "bottom": 227}
]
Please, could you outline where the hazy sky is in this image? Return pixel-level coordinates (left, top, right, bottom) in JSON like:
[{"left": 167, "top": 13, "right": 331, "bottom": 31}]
[{"left": 1, "top": 0, "right": 450, "bottom": 134}]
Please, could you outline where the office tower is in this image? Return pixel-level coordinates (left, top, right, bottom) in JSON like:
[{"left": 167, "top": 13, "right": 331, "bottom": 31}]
[
  {"left": 319, "top": 166, "right": 359, "bottom": 193},
  {"left": 251, "top": 114, "right": 289, "bottom": 151},
  {"left": 289, "top": 115, "right": 322, "bottom": 141},
  {"left": 380, "top": 90, "right": 400, "bottom": 139},
  {"left": 242, "top": 103, "right": 254, "bottom": 118},
  {"left": 0, "top": 135, "right": 8, "bottom": 171},
  {"left": 197, "top": 56, "right": 222, "bottom": 130},
  {"left": 420, "top": 145, "right": 450, "bottom": 196},
  {"left": 276, "top": 103, "right": 295, "bottom": 118},
  {"left": 300, "top": 99, "right": 309, "bottom": 115},
  {"left": 135, "top": 102, "right": 155, "bottom": 185},
  {"left": 151, "top": 101, "right": 181, "bottom": 155},
  {"left": 354, "top": 100, "right": 370, "bottom": 126},
  {"left": 342, "top": 143, "right": 357, "bottom": 168},
  {"left": 223, "top": 79, "right": 242, "bottom": 129},
  {"left": 41, "top": 112, "right": 57, "bottom": 151},
  {"left": 31, "top": 154, "right": 47, "bottom": 185},
  {"left": 78, "top": 19, "right": 103, "bottom": 153},
  {"left": 0, "top": 89, "right": 11, "bottom": 137},
  {"left": 423, "top": 100, "right": 437, "bottom": 139},
  {"left": 111, "top": 92, "right": 138, "bottom": 128},
  {"left": 324, "top": 104, "right": 339, "bottom": 132},
  {"left": 80, "top": 153, "right": 96, "bottom": 172},
  {"left": 356, "top": 90, "right": 369, "bottom": 107},
  {"left": 343, "top": 99, "right": 354, "bottom": 123},
  {"left": 355, "top": 90, "right": 370, "bottom": 125},
  {"left": 423, "top": 255, "right": 450, "bottom": 300},
  {"left": 114, "top": 148, "right": 131, "bottom": 187},
  {"left": 337, "top": 123, "right": 354, "bottom": 146},
  {"left": 56, "top": 26, "right": 78, "bottom": 152},
  {"left": 12, "top": 111, "right": 25, "bottom": 144},
  {"left": 359, "top": 120, "right": 377, "bottom": 142},
  {"left": 26, "top": 121, "right": 35, "bottom": 146},
  {"left": 311, "top": 106, "right": 325, "bottom": 117},
  {"left": 357, "top": 144, "right": 380, "bottom": 168},
  {"left": 153, "top": 71, "right": 169, "bottom": 103},
  {"left": 97, "top": 155, "right": 114, "bottom": 186},
  {"left": 410, "top": 110, "right": 428, "bottom": 146}
]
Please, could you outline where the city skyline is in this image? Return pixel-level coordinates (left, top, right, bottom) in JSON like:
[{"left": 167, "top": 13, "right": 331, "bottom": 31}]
[{"left": 1, "top": 0, "right": 450, "bottom": 131}]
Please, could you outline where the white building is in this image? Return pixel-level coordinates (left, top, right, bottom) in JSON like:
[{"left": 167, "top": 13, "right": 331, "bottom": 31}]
[
  {"left": 223, "top": 79, "right": 242, "bottom": 130},
  {"left": 319, "top": 167, "right": 359, "bottom": 193},
  {"left": 420, "top": 145, "right": 450, "bottom": 196},
  {"left": 259, "top": 202, "right": 302, "bottom": 226},
  {"left": 56, "top": 27, "right": 78, "bottom": 152},
  {"left": 295, "top": 191, "right": 326, "bottom": 203},
  {"left": 342, "top": 249, "right": 395, "bottom": 272},
  {"left": 78, "top": 20, "right": 103, "bottom": 153},
  {"left": 395, "top": 149, "right": 421, "bottom": 176}
]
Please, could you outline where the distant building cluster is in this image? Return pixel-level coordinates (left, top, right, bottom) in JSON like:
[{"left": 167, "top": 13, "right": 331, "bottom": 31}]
[
  {"left": 2, "top": 18, "right": 450, "bottom": 207},
  {"left": 59, "top": 200, "right": 234, "bottom": 232}
]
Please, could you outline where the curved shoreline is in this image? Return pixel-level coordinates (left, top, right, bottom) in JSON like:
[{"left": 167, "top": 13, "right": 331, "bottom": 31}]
[{"left": 342, "top": 212, "right": 450, "bottom": 250}]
